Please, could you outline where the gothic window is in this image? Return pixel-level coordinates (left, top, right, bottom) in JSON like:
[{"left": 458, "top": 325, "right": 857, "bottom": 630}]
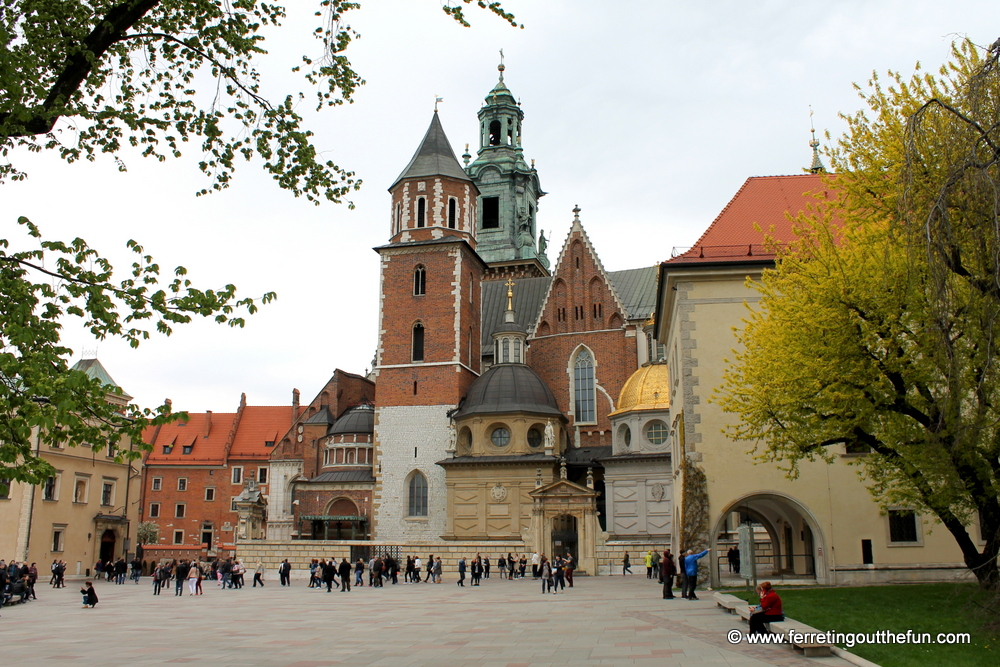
[
  {"left": 514, "top": 338, "right": 522, "bottom": 363},
  {"left": 413, "top": 265, "right": 426, "bottom": 296},
  {"left": 448, "top": 198, "right": 457, "bottom": 229},
  {"left": 489, "top": 120, "right": 501, "bottom": 146},
  {"left": 502, "top": 338, "right": 510, "bottom": 363},
  {"left": 412, "top": 323, "right": 425, "bottom": 362},
  {"left": 573, "top": 348, "right": 596, "bottom": 423},
  {"left": 394, "top": 202, "right": 401, "bottom": 235},
  {"left": 408, "top": 471, "right": 428, "bottom": 516},
  {"left": 416, "top": 197, "right": 426, "bottom": 227},
  {"left": 482, "top": 197, "right": 500, "bottom": 229}
]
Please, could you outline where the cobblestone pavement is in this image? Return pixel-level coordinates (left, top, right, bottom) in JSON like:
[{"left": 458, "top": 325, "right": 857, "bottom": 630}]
[{"left": 0, "top": 574, "right": 856, "bottom": 667}]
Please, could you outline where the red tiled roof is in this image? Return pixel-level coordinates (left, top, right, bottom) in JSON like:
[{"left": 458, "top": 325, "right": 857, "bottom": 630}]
[
  {"left": 229, "top": 406, "right": 292, "bottom": 459},
  {"left": 667, "top": 174, "right": 836, "bottom": 264},
  {"left": 144, "top": 413, "right": 236, "bottom": 464}
]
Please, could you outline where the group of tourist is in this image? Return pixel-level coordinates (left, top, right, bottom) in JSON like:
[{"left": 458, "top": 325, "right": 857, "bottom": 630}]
[
  {"left": 147, "top": 557, "right": 265, "bottom": 596},
  {"left": 93, "top": 558, "right": 129, "bottom": 584},
  {"left": 0, "top": 559, "right": 39, "bottom": 613},
  {"left": 536, "top": 553, "right": 575, "bottom": 593}
]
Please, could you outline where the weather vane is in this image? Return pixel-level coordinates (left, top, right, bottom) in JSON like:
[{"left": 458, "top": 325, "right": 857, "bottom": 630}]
[{"left": 434, "top": 95, "right": 443, "bottom": 112}]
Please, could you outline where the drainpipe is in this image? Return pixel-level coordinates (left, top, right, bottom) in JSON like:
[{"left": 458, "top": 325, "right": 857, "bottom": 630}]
[{"left": 22, "top": 427, "right": 42, "bottom": 561}]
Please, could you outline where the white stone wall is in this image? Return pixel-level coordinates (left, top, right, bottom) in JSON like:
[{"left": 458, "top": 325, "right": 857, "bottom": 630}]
[
  {"left": 266, "top": 460, "right": 302, "bottom": 540},
  {"left": 374, "top": 405, "right": 451, "bottom": 542}
]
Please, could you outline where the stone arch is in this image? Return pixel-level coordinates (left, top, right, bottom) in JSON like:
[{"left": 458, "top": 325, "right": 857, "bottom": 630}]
[
  {"left": 710, "top": 491, "right": 828, "bottom": 586},
  {"left": 325, "top": 496, "right": 359, "bottom": 517}
]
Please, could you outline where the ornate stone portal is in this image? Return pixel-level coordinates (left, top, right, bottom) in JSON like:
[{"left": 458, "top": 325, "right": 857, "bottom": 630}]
[{"left": 529, "top": 478, "right": 599, "bottom": 575}]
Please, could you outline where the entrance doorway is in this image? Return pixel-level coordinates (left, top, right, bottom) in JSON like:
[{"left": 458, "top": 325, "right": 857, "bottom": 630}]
[
  {"left": 100, "top": 529, "right": 117, "bottom": 562},
  {"left": 551, "top": 514, "right": 578, "bottom": 559}
]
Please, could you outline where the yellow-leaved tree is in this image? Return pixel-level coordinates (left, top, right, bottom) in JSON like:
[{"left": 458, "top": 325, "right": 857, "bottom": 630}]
[{"left": 717, "top": 39, "right": 1000, "bottom": 589}]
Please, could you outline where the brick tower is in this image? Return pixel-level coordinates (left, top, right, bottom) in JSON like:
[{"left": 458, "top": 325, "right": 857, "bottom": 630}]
[{"left": 372, "top": 111, "right": 485, "bottom": 540}]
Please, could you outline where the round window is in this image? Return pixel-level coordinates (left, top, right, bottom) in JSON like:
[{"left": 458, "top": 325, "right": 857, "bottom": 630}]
[
  {"left": 620, "top": 425, "right": 632, "bottom": 448},
  {"left": 527, "top": 428, "right": 543, "bottom": 448},
  {"left": 491, "top": 427, "right": 511, "bottom": 447},
  {"left": 645, "top": 420, "right": 668, "bottom": 446}
]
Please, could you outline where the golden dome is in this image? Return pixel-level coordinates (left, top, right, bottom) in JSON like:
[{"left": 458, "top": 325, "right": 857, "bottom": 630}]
[{"left": 609, "top": 364, "right": 671, "bottom": 416}]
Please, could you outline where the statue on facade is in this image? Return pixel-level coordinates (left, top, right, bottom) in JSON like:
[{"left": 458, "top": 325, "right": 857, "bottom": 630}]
[{"left": 543, "top": 420, "right": 555, "bottom": 451}]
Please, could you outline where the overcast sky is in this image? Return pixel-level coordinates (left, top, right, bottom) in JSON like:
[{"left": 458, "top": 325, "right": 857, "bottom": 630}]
[{"left": 4, "top": 1, "right": 997, "bottom": 414}]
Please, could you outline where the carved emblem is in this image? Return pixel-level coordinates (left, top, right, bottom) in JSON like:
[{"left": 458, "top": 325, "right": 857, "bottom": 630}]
[
  {"left": 651, "top": 483, "right": 666, "bottom": 502},
  {"left": 490, "top": 483, "right": 508, "bottom": 502}
]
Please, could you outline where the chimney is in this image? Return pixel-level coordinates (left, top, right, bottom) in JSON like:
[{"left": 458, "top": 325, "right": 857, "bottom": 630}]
[
  {"left": 292, "top": 388, "right": 301, "bottom": 421},
  {"left": 204, "top": 410, "right": 212, "bottom": 438}
]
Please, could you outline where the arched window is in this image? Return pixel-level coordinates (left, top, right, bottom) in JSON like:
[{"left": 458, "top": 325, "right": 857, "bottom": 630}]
[
  {"left": 514, "top": 338, "right": 522, "bottom": 364},
  {"left": 413, "top": 265, "right": 426, "bottom": 296},
  {"left": 416, "top": 197, "right": 426, "bottom": 227},
  {"left": 394, "top": 202, "right": 401, "bottom": 235},
  {"left": 502, "top": 338, "right": 510, "bottom": 363},
  {"left": 448, "top": 198, "right": 457, "bottom": 229},
  {"left": 573, "top": 348, "right": 596, "bottom": 423},
  {"left": 412, "top": 323, "right": 425, "bottom": 362},
  {"left": 408, "top": 472, "right": 428, "bottom": 516},
  {"left": 489, "top": 120, "right": 501, "bottom": 146}
]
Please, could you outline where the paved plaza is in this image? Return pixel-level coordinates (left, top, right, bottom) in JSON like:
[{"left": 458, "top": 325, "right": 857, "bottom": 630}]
[{"left": 0, "top": 574, "right": 857, "bottom": 667}]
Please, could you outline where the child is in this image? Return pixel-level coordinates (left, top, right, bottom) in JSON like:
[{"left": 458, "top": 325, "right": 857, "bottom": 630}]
[{"left": 80, "top": 581, "right": 98, "bottom": 608}]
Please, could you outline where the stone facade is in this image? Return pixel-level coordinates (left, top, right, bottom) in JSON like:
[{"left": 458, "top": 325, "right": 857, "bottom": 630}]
[{"left": 373, "top": 405, "right": 452, "bottom": 541}]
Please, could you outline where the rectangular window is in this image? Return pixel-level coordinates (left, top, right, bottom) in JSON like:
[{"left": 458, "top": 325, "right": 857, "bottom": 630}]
[
  {"left": 265, "top": 440, "right": 275, "bottom": 447},
  {"left": 258, "top": 468, "right": 267, "bottom": 484},
  {"left": 231, "top": 497, "right": 239, "bottom": 512},
  {"left": 162, "top": 444, "right": 173, "bottom": 454},
  {"left": 151, "top": 477, "right": 162, "bottom": 491},
  {"left": 231, "top": 467, "right": 243, "bottom": 484},
  {"left": 482, "top": 196, "right": 500, "bottom": 229},
  {"left": 175, "top": 503, "right": 186, "bottom": 518},
  {"left": 52, "top": 527, "right": 65, "bottom": 552},
  {"left": 182, "top": 443, "right": 193, "bottom": 455},
  {"left": 173, "top": 530, "right": 184, "bottom": 545},
  {"left": 148, "top": 502, "right": 160, "bottom": 518},
  {"left": 106, "top": 442, "right": 117, "bottom": 459},
  {"left": 205, "top": 487, "right": 215, "bottom": 502},
  {"left": 888, "top": 510, "right": 920, "bottom": 543},
  {"left": 43, "top": 475, "right": 58, "bottom": 501},
  {"left": 101, "top": 482, "right": 114, "bottom": 507},
  {"left": 73, "top": 477, "right": 88, "bottom": 504},
  {"left": 177, "top": 478, "right": 188, "bottom": 491}
]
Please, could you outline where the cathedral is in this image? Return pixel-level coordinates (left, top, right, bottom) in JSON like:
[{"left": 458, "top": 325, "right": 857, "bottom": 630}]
[{"left": 260, "top": 63, "right": 669, "bottom": 575}]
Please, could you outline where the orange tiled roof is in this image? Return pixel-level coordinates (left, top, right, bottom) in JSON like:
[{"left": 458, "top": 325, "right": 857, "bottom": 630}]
[
  {"left": 667, "top": 174, "right": 835, "bottom": 265},
  {"left": 229, "top": 406, "right": 292, "bottom": 459},
  {"left": 144, "top": 412, "right": 236, "bottom": 464}
]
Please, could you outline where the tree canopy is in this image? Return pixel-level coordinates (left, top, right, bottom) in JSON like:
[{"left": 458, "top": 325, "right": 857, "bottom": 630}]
[
  {"left": 0, "top": 0, "right": 516, "bottom": 486},
  {"left": 717, "top": 39, "right": 1000, "bottom": 588}
]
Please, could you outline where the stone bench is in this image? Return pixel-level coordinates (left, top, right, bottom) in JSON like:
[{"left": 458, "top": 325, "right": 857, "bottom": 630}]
[
  {"left": 769, "top": 620, "right": 833, "bottom": 657},
  {"left": 713, "top": 592, "right": 744, "bottom": 613}
]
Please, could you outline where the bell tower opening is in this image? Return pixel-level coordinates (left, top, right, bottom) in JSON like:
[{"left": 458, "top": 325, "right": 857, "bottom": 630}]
[{"left": 489, "top": 120, "right": 502, "bottom": 146}]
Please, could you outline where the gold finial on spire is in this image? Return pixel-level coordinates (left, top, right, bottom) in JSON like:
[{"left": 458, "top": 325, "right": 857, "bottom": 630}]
[
  {"left": 505, "top": 277, "right": 516, "bottom": 312},
  {"left": 808, "top": 106, "right": 825, "bottom": 174},
  {"left": 499, "top": 48, "right": 505, "bottom": 79}
]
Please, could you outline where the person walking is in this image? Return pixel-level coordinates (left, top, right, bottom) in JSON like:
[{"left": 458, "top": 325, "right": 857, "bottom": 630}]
[
  {"left": 682, "top": 548, "right": 711, "bottom": 600},
  {"left": 553, "top": 556, "right": 566, "bottom": 591},
  {"left": 471, "top": 556, "right": 482, "bottom": 586},
  {"left": 412, "top": 556, "right": 421, "bottom": 583},
  {"left": 483, "top": 555, "right": 491, "bottom": 580},
  {"left": 27, "top": 563, "right": 38, "bottom": 600},
  {"left": 424, "top": 554, "right": 434, "bottom": 583},
  {"left": 355, "top": 558, "right": 365, "bottom": 587},
  {"left": 652, "top": 550, "right": 662, "bottom": 583},
  {"left": 338, "top": 558, "right": 352, "bottom": 592},
  {"left": 531, "top": 552, "right": 539, "bottom": 579},
  {"left": 622, "top": 552, "right": 632, "bottom": 576},
  {"left": 645, "top": 550, "right": 654, "bottom": 579},
  {"left": 372, "top": 557, "right": 383, "bottom": 587},
  {"left": 661, "top": 550, "right": 676, "bottom": 599},
  {"left": 188, "top": 561, "right": 200, "bottom": 595},
  {"left": 540, "top": 557, "right": 553, "bottom": 594},
  {"left": 564, "top": 552, "right": 575, "bottom": 588},
  {"left": 279, "top": 559, "right": 291, "bottom": 586},
  {"left": 253, "top": 561, "right": 265, "bottom": 587},
  {"left": 322, "top": 559, "right": 338, "bottom": 592},
  {"left": 457, "top": 557, "right": 467, "bottom": 587},
  {"left": 677, "top": 552, "right": 688, "bottom": 598},
  {"left": 433, "top": 556, "right": 443, "bottom": 584},
  {"left": 174, "top": 560, "right": 189, "bottom": 596}
]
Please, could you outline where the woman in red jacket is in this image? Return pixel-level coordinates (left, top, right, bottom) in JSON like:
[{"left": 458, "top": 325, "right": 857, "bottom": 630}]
[{"left": 749, "top": 581, "right": 784, "bottom": 634}]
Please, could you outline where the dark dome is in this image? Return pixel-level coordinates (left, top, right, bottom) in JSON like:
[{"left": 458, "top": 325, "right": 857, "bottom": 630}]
[
  {"left": 453, "top": 365, "right": 562, "bottom": 419},
  {"left": 329, "top": 404, "right": 374, "bottom": 435}
]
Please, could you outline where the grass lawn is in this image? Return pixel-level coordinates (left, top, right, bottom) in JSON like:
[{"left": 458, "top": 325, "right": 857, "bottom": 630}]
[{"left": 729, "top": 583, "right": 998, "bottom": 667}]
